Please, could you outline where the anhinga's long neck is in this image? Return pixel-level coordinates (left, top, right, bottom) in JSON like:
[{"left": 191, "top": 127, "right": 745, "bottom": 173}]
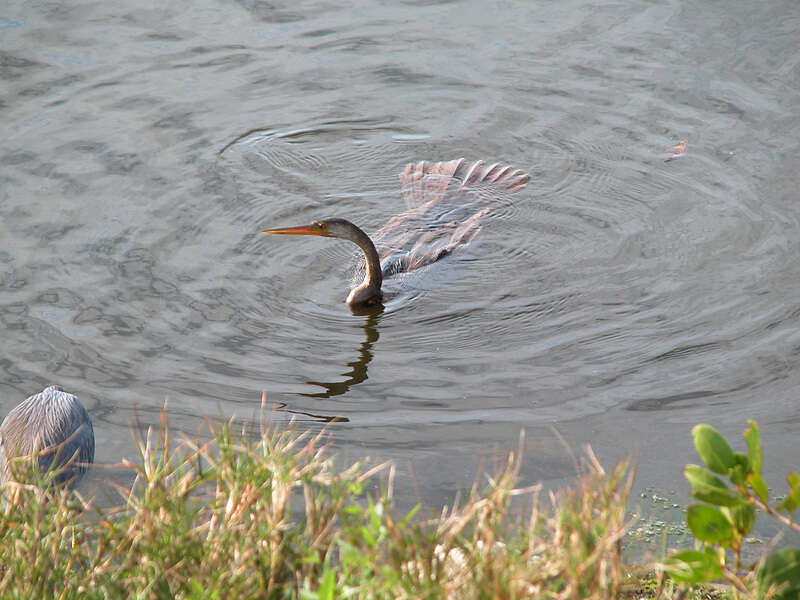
[{"left": 343, "top": 222, "right": 383, "bottom": 305}]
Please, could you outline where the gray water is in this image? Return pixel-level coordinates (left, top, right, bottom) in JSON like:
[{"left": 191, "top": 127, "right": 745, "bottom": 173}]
[{"left": 2, "top": 0, "right": 799, "bottom": 520}]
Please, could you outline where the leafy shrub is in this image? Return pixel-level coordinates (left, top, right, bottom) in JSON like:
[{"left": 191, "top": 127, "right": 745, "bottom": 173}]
[{"left": 664, "top": 421, "right": 800, "bottom": 599}]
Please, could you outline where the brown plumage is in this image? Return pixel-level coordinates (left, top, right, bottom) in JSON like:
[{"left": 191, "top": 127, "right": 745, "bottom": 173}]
[
  {"left": 263, "top": 159, "right": 529, "bottom": 310},
  {"left": 375, "top": 158, "right": 529, "bottom": 274}
]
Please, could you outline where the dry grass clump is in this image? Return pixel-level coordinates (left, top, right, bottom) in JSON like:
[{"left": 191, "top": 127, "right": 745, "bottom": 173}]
[
  {"left": 379, "top": 445, "right": 633, "bottom": 599},
  {"left": 0, "top": 408, "right": 647, "bottom": 599}
]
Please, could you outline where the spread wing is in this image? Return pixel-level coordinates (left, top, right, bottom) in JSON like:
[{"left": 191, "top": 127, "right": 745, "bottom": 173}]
[
  {"left": 371, "top": 159, "right": 529, "bottom": 275},
  {"left": 399, "top": 158, "right": 529, "bottom": 209}
]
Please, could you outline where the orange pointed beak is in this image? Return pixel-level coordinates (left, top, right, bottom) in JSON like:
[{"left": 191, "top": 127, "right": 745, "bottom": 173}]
[{"left": 262, "top": 224, "right": 325, "bottom": 236}]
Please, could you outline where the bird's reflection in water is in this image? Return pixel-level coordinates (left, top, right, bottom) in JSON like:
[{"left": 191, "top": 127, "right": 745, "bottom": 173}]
[
  {"left": 302, "top": 307, "right": 381, "bottom": 401},
  {"left": 258, "top": 310, "right": 382, "bottom": 424},
  {"left": 274, "top": 402, "right": 349, "bottom": 423}
]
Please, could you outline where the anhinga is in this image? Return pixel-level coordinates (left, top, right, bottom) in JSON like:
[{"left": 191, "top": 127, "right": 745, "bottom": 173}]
[{"left": 263, "top": 159, "right": 529, "bottom": 309}]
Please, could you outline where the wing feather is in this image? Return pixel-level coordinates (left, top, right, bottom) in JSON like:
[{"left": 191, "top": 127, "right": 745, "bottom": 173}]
[{"left": 371, "top": 158, "right": 529, "bottom": 274}]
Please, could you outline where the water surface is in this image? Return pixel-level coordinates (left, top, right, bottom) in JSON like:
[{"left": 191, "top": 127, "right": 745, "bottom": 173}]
[{"left": 2, "top": 0, "right": 800, "bottom": 519}]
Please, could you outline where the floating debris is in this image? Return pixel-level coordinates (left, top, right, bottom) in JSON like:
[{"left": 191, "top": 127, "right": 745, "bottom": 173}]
[{"left": 663, "top": 140, "right": 688, "bottom": 162}]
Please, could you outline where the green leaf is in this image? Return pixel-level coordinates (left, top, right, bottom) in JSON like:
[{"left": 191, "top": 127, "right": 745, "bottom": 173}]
[
  {"left": 685, "top": 464, "right": 743, "bottom": 507},
  {"left": 728, "top": 453, "right": 750, "bottom": 486},
  {"left": 727, "top": 504, "right": 756, "bottom": 538},
  {"left": 400, "top": 503, "right": 421, "bottom": 526},
  {"left": 747, "top": 471, "right": 769, "bottom": 503},
  {"left": 743, "top": 420, "right": 762, "bottom": 475},
  {"left": 687, "top": 504, "right": 734, "bottom": 544},
  {"left": 317, "top": 568, "right": 336, "bottom": 600},
  {"left": 359, "top": 524, "right": 376, "bottom": 547},
  {"left": 777, "top": 472, "right": 800, "bottom": 514},
  {"left": 756, "top": 548, "right": 800, "bottom": 600},
  {"left": 692, "top": 424, "right": 735, "bottom": 475},
  {"left": 663, "top": 549, "right": 723, "bottom": 583}
]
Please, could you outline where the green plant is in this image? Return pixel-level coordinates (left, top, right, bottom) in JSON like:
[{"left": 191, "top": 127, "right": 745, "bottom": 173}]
[{"left": 663, "top": 421, "right": 800, "bottom": 599}]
